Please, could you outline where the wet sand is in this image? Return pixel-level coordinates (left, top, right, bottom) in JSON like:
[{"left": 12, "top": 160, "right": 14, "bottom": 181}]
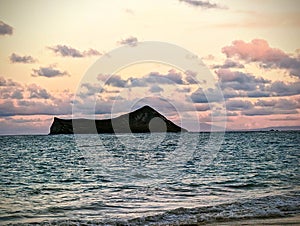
[{"left": 204, "top": 214, "right": 300, "bottom": 225}]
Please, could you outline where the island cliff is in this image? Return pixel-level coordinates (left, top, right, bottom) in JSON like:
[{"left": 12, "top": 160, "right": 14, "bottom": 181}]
[{"left": 49, "top": 105, "right": 187, "bottom": 134}]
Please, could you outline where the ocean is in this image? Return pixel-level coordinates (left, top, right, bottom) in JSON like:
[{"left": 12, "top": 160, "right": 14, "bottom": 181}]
[{"left": 0, "top": 131, "right": 299, "bottom": 225}]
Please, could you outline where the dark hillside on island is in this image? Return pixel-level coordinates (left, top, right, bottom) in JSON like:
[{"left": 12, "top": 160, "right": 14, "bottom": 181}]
[{"left": 49, "top": 105, "right": 187, "bottom": 134}]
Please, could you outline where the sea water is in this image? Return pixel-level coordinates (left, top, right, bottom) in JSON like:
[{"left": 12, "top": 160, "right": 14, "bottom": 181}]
[{"left": 0, "top": 131, "right": 299, "bottom": 225}]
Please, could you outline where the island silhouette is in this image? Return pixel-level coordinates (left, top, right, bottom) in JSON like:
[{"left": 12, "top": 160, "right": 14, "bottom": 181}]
[{"left": 49, "top": 105, "right": 187, "bottom": 134}]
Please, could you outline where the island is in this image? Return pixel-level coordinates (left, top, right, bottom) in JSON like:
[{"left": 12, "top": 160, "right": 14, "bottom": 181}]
[{"left": 49, "top": 105, "right": 187, "bottom": 134}]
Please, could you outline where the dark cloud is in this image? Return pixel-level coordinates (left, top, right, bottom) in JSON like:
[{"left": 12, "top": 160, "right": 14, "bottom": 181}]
[
  {"left": 118, "top": 36, "right": 138, "bottom": 47},
  {"left": 269, "top": 116, "right": 300, "bottom": 121},
  {"left": 128, "top": 77, "right": 147, "bottom": 87},
  {"left": 222, "top": 39, "right": 300, "bottom": 78},
  {"left": 226, "top": 99, "right": 253, "bottom": 111},
  {"left": 0, "top": 20, "right": 13, "bottom": 36},
  {"left": 216, "top": 69, "right": 270, "bottom": 91},
  {"left": 255, "top": 98, "right": 298, "bottom": 110},
  {"left": 10, "top": 90, "right": 24, "bottom": 99},
  {"left": 189, "top": 68, "right": 300, "bottom": 102},
  {"left": 27, "top": 84, "right": 51, "bottom": 99},
  {"left": 0, "top": 87, "right": 24, "bottom": 99},
  {"left": 179, "top": 0, "right": 226, "bottom": 9},
  {"left": 146, "top": 70, "right": 185, "bottom": 85},
  {"left": 0, "top": 99, "right": 72, "bottom": 117},
  {"left": 83, "top": 48, "right": 101, "bottom": 56},
  {"left": 0, "top": 76, "right": 19, "bottom": 86},
  {"left": 217, "top": 69, "right": 300, "bottom": 98},
  {"left": 149, "top": 85, "right": 164, "bottom": 93},
  {"left": 4, "top": 117, "right": 47, "bottom": 124},
  {"left": 212, "top": 59, "right": 244, "bottom": 69},
  {"left": 269, "top": 81, "right": 300, "bottom": 97},
  {"left": 98, "top": 70, "right": 186, "bottom": 88},
  {"left": 0, "top": 77, "right": 75, "bottom": 118},
  {"left": 48, "top": 45, "right": 101, "bottom": 57},
  {"left": 211, "top": 110, "right": 238, "bottom": 117},
  {"left": 195, "top": 103, "right": 210, "bottom": 111},
  {"left": 106, "top": 75, "right": 127, "bottom": 87},
  {"left": 0, "top": 77, "right": 55, "bottom": 100},
  {"left": 242, "top": 98, "right": 299, "bottom": 116},
  {"left": 32, "top": 66, "right": 69, "bottom": 78},
  {"left": 10, "top": 53, "right": 36, "bottom": 64},
  {"left": 246, "top": 90, "right": 271, "bottom": 98},
  {"left": 97, "top": 74, "right": 127, "bottom": 88},
  {"left": 243, "top": 108, "right": 297, "bottom": 116},
  {"left": 0, "top": 77, "right": 24, "bottom": 99},
  {"left": 221, "top": 88, "right": 245, "bottom": 99},
  {"left": 184, "top": 70, "right": 200, "bottom": 84},
  {"left": 190, "top": 87, "right": 223, "bottom": 103},
  {"left": 80, "top": 83, "right": 104, "bottom": 98},
  {"left": 176, "top": 87, "right": 191, "bottom": 93}
]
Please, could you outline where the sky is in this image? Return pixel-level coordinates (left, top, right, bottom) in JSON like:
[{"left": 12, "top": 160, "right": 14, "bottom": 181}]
[{"left": 0, "top": 0, "right": 300, "bottom": 134}]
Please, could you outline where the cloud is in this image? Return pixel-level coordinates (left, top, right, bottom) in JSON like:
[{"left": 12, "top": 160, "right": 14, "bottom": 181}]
[
  {"left": 216, "top": 69, "right": 300, "bottom": 98},
  {"left": 243, "top": 108, "right": 297, "bottom": 116},
  {"left": 212, "top": 59, "right": 244, "bottom": 69},
  {"left": 118, "top": 36, "right": 138, "bottom": 47},
  {"left": 97, "top": 74, "right": 127, "bottom": 88},
  {"left": 10, "top": 53, "right": 36, "bottom": 64},
  {"left": 242, "top": 98, "right": 299, "bottom": 116},
  {"left": 0, "top": 77, "right": 55, "bottom": 100},
  {"left": 255, "top": 98, "right": 299, "bottom": 110},
  {"left": 0, "top": 99, "right": 72, "bottom": 117},
  {"left": 146, "top": 70, "right": 185, "bottom": 85},
  {"left": 184, "top": 70, "right": 205, "bottom": 84},
  {"left": 195, "top": 103, "right": 210, "bottom": 111},
  {"left": 149, "top": 85, "right": 164, "bottom": 93},
  {"left": 0, "top": 116, "right": 53, "bottom": 135},
  {"left": 0, "top": 76, "right": 19, "bottom": 86},
  {"left": 127, "top": 77, "right": 147, "bottom": 87},
  {"left": 0, "top": 20, "right": 13, "bottom": 36},
  {"left": 0, "top": 77, "right": 24, "bottom": 99},
  {"left": 190, "top": 87, "right": 223, "bottom": 103},
  {"left": 32, "top": 65, "right": 69, "bottom": 78},
  {"left": 179, "top": 0, "right": 226, "bottom": 9},
  {"left": 27, "top": 84, "right": 51, "bottom": 99},
  {"left": 106, "top": 75, "right": 127, "bottom": 87},
  {"left": 269, "top": 81, "right": 300, "bottom": 97},
  {"left": 269, "top": 116, "right": 300, "bottom": 121},
  {"left": 226, "top": 99, "right": 253, "bottom": 111},
  {"left": 79, "top": 83, "right": 105, "bottom": 98},
  {"left": 176, "top": 87, "right": 191, "bottom": 93},
  {"left": 0, "top": 77, "right": 73, "bottom": 117},
  {"left": 83, "top": 48, "right": 101, "bottom": 56},
  {"left": 0, "top": 87, "right": 24, "bottom": 99},
  {"left": 190, "top": 68, "right": 300, "bottom": 102},
  {"left": 48, "top": 45, "right": 101, "bottom": 57},
  {"left": 217, "top": 69, "right": 270, "bottom": 91},
  {"left": 98, "top": 70, "right": 186, "bottom": 88},
  {"left": 222, "top": 39, "right": 300, "bottom": 78}
]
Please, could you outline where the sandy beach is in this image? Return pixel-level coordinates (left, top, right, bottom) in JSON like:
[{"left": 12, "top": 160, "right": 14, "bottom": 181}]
[{"left": 204, "top": 214, "right": 300, "bottom": 225}]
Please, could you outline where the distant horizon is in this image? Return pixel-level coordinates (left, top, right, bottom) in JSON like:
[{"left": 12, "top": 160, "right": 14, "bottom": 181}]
[{"left": 1, "top": 0, "right": 300, "bottom": 135}]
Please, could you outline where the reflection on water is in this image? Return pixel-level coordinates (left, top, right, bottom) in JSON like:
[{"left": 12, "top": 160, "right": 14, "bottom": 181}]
[{"left": 0, "top": 132, "right": 299, "bottom": 225}]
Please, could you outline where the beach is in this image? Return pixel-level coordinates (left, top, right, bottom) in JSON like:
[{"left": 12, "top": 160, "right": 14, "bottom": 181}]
[{"left": 205, "top": 214, "right": 300, "bottom": 225}]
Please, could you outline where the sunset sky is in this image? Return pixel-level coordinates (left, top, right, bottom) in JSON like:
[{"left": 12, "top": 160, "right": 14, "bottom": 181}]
[{"left": 1, "top": 0, "right": 300, "bottom": 134}]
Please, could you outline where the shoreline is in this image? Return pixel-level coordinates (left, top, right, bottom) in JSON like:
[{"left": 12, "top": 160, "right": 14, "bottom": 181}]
[{"left": 203, "top": 214, "right": 300, "bottom": 225}]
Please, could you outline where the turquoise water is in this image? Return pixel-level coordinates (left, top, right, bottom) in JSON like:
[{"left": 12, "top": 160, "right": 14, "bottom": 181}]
[{"left": 0, "top": 132, "right": 299, "bottom": 225}]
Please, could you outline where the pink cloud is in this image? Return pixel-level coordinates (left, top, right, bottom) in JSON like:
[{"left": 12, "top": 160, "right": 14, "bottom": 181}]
[
  {"left": 222, "top": 39, "right": 286, "bottom": 62},
  {"left": 222, "top": 39, "right": 300, "bottom": 77}
]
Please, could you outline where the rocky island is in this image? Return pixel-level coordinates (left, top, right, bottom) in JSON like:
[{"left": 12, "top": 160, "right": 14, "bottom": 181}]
[{"left": 49, "top": 105, "right": 187, "bottom": 134}]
